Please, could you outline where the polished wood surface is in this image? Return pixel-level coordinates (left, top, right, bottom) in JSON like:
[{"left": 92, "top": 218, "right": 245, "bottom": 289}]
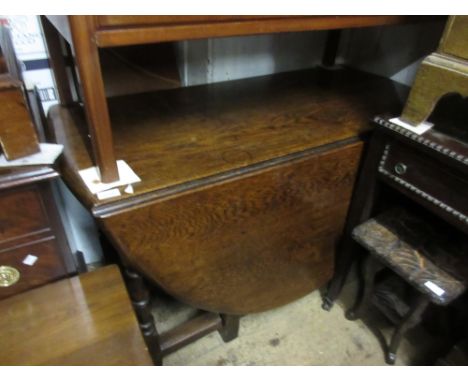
[
  {"left": 92, "top": 16, "right": 434, "bottom": 47},
  {"left": 0, "top": 237, "right": 67, "bottom": 299},
  {"left": 43, "top": 15, "right": 438, "bottom": 182},
  {"left": 0, "top": 265, "right": 152, "bottom": 365},
  {"left": 48, "top": 68, "right": 405, "bottom": 215},
  {"left": 0, "top": 186, "right": 50, "bottom": 242},
  {"left": 103, "top": 142, "right": 362, "bottom": 314},
  {"left": 0, "top": 168, "right": 76, "bottom": 299},
  {"left": 0, "top": 74, "right": 40, "bottom": 160},
  {"left": 68, "top": 17, "right": 119, "bottom": 182},
  {"left": 47, "top": 67, "right": 405, "bottom": 314}
]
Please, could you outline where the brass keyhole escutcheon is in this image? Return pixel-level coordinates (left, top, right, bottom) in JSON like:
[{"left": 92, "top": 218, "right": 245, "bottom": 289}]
[
  {"left": 394, "top": 163, "right": 407, "bottom": 175},
  {"left": 0, "top": 266, "right": 20, "bottom": 287}
]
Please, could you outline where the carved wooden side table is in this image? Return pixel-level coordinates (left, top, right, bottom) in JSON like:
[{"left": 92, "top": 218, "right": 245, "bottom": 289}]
[{"left": 322, "top": 114, "right": 468, "bottom": 312}]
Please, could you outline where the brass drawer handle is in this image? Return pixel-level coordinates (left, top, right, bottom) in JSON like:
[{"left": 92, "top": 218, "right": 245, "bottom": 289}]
[
  {"left": 0, "top": 266, "right": 20, "bottom": 287},
  {"left": 394, "top": 163, "right": 407, "bottom": 175}
]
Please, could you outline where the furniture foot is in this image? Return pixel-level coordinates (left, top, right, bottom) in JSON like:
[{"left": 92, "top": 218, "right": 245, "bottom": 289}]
[
  {"left": 321, "top": 296, "right": 334, "bottom": 311},
  {"left": 123, "top": 267, "right": 162, "bottom": 365},
  {"left": 386, "top": 294, "right": 430, "bottom": 365},
  {"left": 218, "top": 314, "right": 240, "bottom": 342}
]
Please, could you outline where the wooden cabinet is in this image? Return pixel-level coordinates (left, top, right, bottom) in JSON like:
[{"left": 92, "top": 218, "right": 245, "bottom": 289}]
[
  {"left": 0, "top": 167, "right": 77, "bottom": 299},
  {"left": 0, "top": 265, "right": 152, "bottom": 365}
]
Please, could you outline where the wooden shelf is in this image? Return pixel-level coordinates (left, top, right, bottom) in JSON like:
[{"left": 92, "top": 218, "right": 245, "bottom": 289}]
[
  {"left": 48, "top": 67, "right": 407, "bottom": 215},
  {"left": 92, "top": 16, "right": 442, "bottom": 47}
]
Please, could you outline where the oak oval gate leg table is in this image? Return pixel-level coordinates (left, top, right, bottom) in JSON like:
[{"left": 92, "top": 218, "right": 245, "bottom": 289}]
[{"left": 41, "top": 16, "right": 435, "bottom": 363}]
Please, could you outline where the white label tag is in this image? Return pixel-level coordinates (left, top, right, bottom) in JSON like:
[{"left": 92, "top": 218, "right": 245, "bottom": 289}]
[
  {"left": 97, "top": 188, "right": 121, "bottom": 200},
  {"left": 124, "top": 184, "right": 134, "bottom": 194},
  {"left": 390, "top": 117, "right": 433, "bottom": 136},
  {"left": 22, "top": 254, "right": 38, "bottom": 266},
  {"left": 424, "top": 281, "right": 445, "bottom": 296},
  {"left": 79, "top": 160, "right": 141, "bottom": 195}
]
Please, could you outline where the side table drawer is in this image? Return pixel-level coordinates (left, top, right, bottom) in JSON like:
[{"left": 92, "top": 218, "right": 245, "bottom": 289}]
[
  {"left": 0, "top": 185, "right": 50, "bottom": 243},
  {"left": 378, "top": 142, "right": 468, "bottom": 223},
  {"left": 0, "top": 238, "right": 67, "bottom": 299}
]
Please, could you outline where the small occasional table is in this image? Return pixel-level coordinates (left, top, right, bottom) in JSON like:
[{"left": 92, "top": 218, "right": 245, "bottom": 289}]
[{"left": 0, "top": 265, "right": 153, "bottom": 365}]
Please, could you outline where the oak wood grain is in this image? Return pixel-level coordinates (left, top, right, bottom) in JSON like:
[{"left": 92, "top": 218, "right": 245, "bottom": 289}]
[
  {"left": 0, "top": 265, "right": 152, "bottom": 365},
  {"left": 102, "top": 142, "right": 363, "bottom": 314},
  {"left": 47, "top": 67, "right": 406, "bottom": 215}
]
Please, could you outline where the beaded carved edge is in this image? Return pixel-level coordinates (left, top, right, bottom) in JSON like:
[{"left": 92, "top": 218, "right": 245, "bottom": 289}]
[
  {"left": 378, "top": 143, "right": 468, "bottom": 225},
  {"left": 373, "top": 116, "right": 468, "bottom": 166}
]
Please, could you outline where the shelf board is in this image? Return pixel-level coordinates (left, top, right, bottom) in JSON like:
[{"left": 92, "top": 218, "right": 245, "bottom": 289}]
[{"left": 48, "top": 67, "right": 407, "bottom": 213}]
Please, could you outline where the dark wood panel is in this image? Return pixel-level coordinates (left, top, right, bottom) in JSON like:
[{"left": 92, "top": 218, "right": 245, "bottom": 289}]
[
  {"left": 380, "top": 142, "right": 468, "bottom": 219},
  {"left": 102, "top": 142, "right": 363, "bottom": 314},
  {"left": 0, "top": 265, "right": 152, "bottom": 365},
  {"left": 92, "top": 16, "right": 440, "bottom": 47},
  {"left": 48, "top": 68, "right": 406, "bottom": 213},
  {"left": 0, "top": 185, "right": 50, "bottom": 244},
  {"left": 0, "top": 237, "right": 67, "bottom": 299}
]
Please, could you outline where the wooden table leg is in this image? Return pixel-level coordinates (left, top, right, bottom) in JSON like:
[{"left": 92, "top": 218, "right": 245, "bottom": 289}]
[
  {"left": 218, "top": 314, "right": 241, "bottom": 342},
  {"left": 68, "top": 16, "right": 119, "bottom": 183},
  {"left": 386, "top": 294, "right": 430, "bottom": 365},
  {"left": 123, "top": 267, "right": 162, "bottom": 365},
  {"left": 345, "top": 256, "right": 382, "bottom": 320},
  {"left": 322, "top": 129, "right": 386, "bottom": 311}
]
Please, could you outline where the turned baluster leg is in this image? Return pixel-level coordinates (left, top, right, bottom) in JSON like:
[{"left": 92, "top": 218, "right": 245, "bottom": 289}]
[
  {"left": 386, "top": 294, "right": 430, "bottom": 365},
  {"left": 124, "top": 267, "right": 163, "bottom": 365},
  {"left": 218, "top": 314, "right": 240, "bottom": 342},
  {"left": 346, "top": 255, "right": 382, "bottom": 320}
]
